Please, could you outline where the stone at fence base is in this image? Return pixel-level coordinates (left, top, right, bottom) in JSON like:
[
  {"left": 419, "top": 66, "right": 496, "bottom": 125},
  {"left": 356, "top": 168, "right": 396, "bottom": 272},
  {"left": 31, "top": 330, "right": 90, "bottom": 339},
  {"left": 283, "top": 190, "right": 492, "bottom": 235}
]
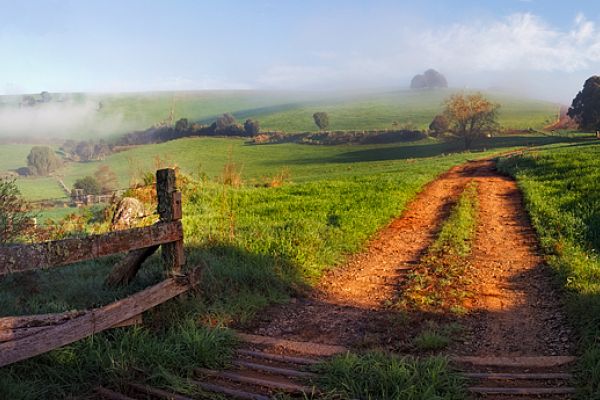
[{"left": 112, "top": 197, "right": 145, "bottom": 228}]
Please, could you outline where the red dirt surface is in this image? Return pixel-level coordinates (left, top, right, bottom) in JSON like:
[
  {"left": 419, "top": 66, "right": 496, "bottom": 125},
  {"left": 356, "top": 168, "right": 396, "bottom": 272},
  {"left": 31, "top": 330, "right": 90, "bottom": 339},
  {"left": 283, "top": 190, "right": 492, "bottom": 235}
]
[{"left": 244, "top": 160, "right": 573, "bottom": 358}]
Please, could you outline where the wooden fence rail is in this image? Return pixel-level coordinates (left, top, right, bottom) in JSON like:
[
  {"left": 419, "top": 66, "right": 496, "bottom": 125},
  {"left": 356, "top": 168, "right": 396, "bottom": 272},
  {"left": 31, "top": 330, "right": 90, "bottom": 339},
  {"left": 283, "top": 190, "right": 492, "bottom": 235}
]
[
  {"left": 0, "top": 221, "right": 183, "bottom": 275},
  {"left": 0, "top": 168, "right": 194, "bottom": 368}
]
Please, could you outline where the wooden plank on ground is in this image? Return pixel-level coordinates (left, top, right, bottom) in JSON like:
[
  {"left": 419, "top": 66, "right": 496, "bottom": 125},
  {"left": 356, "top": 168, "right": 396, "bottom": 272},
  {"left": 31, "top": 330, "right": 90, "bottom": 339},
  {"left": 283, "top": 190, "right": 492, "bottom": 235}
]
[
  {"left": 0, "top": 277, "right": 190, "bottom": 367},
  {"left": 237, "top": 333, "right": 347, "bottom": 357},
  {"left": 468, "top": 386, "right": 577, "bottom": 395},
  {"left": 0, "top": 221, "right": 183, "bottom": 276},
  {"left": 190, "top": 379, "right": 270, "bottom": 400},
  {"left": 195, "top": 368, "right": 313, "bottom": 393},
  {"left": 453, "top": 356, "right": 577, "bottom": 368}
]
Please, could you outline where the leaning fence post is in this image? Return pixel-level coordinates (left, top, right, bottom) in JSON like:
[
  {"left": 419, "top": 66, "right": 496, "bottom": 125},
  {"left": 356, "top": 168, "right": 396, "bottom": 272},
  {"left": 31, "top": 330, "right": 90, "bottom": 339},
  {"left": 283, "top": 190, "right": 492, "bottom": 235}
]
[{"left": 156, "top": 168, "right": 185, "bottom": 275}]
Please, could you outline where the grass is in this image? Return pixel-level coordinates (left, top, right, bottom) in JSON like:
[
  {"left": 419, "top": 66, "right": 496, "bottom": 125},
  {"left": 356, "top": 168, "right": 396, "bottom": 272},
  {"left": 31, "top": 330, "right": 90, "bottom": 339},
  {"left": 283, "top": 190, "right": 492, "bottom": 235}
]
[
  {"left": 30, "top": 89, "right": 556, "bottom": 138},
  {"left": 0, "top": 134, "right": 578, "bottom": 398},
  {"left": 97, "top": 89, "right": 557, "bottom": 134},
  {"left": 497, "top": 140, "right": 600, "bottom": 399},
  {"left": 314, "top": 351, "right": 466, "bottom": 400},
  {"left": 1, "top": 132, "right": 567, "bottom": 204},
  {"left": 400, "top": 182, "right": 478, "bottom": 313}
]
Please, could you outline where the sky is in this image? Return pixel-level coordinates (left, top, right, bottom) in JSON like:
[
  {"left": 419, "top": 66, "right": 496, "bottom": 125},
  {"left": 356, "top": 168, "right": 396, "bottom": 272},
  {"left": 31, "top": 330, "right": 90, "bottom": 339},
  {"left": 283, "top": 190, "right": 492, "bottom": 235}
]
[{"left": 1, "top": 0, "right": 600, "bottom": 102}]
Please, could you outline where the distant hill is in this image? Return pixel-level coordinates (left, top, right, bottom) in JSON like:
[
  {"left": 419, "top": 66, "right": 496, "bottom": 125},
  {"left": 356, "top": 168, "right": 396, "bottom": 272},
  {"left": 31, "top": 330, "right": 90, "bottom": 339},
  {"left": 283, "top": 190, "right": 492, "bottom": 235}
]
[{"left": 0, "top": 88, "right": 558, "bottom": 140}]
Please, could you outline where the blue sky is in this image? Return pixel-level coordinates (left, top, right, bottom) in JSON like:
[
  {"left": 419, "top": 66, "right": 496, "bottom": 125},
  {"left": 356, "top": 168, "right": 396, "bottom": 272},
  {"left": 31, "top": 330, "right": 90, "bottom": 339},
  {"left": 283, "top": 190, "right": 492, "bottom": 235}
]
[{"left": 1, "top": 0, "right": 600, "bottom": 101}]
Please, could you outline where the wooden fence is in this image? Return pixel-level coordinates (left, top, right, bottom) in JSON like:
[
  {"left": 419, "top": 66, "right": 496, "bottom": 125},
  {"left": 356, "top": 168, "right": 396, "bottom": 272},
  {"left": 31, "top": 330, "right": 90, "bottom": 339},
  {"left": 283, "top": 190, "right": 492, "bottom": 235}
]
[{"left": 0, "top": 168, "right": 193, "bottom": 368}]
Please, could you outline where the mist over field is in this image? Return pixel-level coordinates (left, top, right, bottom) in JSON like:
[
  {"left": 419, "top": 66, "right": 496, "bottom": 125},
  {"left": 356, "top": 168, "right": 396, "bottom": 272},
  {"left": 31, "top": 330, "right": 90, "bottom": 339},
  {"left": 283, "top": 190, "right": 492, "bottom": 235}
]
[{"left": 0, "top": 99, "right": 127, "bottom": 140}]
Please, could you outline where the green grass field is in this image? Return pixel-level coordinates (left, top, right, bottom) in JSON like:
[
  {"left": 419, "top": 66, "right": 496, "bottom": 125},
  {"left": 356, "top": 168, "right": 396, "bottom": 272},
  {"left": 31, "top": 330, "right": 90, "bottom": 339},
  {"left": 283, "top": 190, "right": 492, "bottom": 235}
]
[
  {"left": 3, "top": 133, "right": 567, "bottom": 205},
  {"left": 498, "top": 141, "right": 600, "bottom": 399},
  {"left": 1, "top": 132, "right": 575, "bottom": 398},
  {"left": 0, "top": 88, "right": 559, "bottom": 140},
  {"left": 96, "top": 89, "right": 558, "bottom": 134},
  {"left": 0, "top": 88, "right": 560, "bottom": 203},
  {"left": 0, "top": 88, "right": 581, "bottom": 399}
]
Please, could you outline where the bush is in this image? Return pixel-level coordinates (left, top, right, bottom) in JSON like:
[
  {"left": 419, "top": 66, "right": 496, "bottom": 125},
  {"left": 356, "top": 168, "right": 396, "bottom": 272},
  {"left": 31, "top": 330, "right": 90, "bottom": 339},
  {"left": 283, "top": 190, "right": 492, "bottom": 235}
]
[
  {"left": 244, "top": 119, "right": 260, "bottom": 136},
  {"left": 26, "top": 146, "right": 62, "bottom": 176},
  {"left": 312, "top": 112, "right": 330, "bottom": 130},
  {"left": 0, "top": 178, "right": 32, "bottom": 243},
  {"left": 429, "top": 115, "right": 449, "bottom": 137},
  {"left": 73, "top": 176, "right": 101, "bottom": 195},
  {"left": 216, "top": 113, "right": 237, "bottom": 130}
]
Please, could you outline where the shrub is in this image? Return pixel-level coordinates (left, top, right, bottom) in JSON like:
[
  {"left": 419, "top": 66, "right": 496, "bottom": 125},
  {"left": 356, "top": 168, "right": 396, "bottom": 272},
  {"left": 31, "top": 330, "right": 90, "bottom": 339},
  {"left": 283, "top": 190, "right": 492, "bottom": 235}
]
[
  {"left": 312, "top": 112, "right": 330, "bottom": 130},
  {"left": 26, "top": 146, "right": 62, "bottom": 176},
  {"left": 73, "top": 176, "right": 101, "bottom": 195},
  {"left": 0, "top": 178, "right": 32, "bottom": 243},
  {"left": 429, "top": 115, "right": 449, "bottom": 137},
  {"left": 243, "top": 119, "right": 260, "bottom": 137}
]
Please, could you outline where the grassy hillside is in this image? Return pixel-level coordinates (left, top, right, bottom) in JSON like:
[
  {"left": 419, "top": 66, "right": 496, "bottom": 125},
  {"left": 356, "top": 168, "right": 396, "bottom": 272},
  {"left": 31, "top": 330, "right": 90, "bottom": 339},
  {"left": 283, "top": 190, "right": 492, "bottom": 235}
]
[
  {"left": 96, "top": 89, "right": 558, "bottom": 134},
  {"left": 5, "top": 133, "right": 567, "bottom": 204},
  {"left": 0, "top": 89, "right": 557, "bottom": 140}
]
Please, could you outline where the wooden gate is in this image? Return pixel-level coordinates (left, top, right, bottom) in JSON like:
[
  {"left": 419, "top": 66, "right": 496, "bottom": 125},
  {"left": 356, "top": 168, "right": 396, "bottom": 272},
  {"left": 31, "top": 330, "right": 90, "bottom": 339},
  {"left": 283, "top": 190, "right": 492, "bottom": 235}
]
[{"left": 0, "top": 168, "right": 195, "bottom": 368}]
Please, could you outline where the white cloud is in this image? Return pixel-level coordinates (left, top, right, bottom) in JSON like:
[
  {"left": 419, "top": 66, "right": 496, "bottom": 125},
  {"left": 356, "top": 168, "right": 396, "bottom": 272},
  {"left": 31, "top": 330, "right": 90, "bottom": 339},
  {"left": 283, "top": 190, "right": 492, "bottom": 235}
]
[{"left": 257, "top": 12, "right": 600, "bottom": 98}]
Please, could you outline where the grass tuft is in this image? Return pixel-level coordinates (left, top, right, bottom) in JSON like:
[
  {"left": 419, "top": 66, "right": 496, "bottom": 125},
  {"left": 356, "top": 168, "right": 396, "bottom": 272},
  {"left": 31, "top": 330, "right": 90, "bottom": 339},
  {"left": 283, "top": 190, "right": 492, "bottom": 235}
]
[{"left": 314, "top": 351, "right": 466, "bottom": 400}]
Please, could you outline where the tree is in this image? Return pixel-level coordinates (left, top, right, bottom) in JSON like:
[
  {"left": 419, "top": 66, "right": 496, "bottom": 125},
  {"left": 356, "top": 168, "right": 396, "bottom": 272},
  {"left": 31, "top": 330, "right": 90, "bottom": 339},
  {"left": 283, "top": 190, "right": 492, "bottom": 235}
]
[
  {"left": 0, "top": 178, "right": 32, "bottom": 243},
  {"left": 40, "top": 91, "right": 52, "bottom": 103},
  {"left": 244, "top": 119, "right": 260, "bottom": 136},
  {"left": 94, "top": 165, "right": 118, "bottom": 194},
  {"left": 175, "top": 118, "right": 189, "bottom": 131},
  {"left": 216, "top": 113, "right": 237, "bottom": 130},
  {"left": 410, "top": 74, "right": 427, "bottom": 89},
  {"left": 313, "top": 112, "right": 330, "bottom": 130},
  {"left": 75, "top": 141, "right": 94, "bottom": 161},
  {"left": 73, "top": 176, "right": 101, "bottom": 195},
  {"left": 429, "top": 114, "right": 449, "bottom": 137},
  {"left": 567, "top": 76, "right": 600, "bottom": 131},
  {"left": 21, "top": 95, "right": 36, "bottom": 107},
  {"left": 93, "top": 141, "right": 111, "bottom": 160},
  {"left": 443, "top": 93, "right": 499, "bottom": 149},
  {"left": 27, "top": 146, "right": 62, "bottom": 176},
  {"left": 411, "top": 69, "right": 448, "bottom": 89}
]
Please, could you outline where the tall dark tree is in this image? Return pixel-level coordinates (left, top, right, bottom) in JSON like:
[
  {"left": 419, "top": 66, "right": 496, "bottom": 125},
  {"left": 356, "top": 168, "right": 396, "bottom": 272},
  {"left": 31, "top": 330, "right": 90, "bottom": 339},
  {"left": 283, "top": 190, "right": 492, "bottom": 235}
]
[
  {"left": 568, "top": 76, "right": 600, "bottom": 131},
  {"left": 312, "top": 112, "right": 330, "bottom": 130},
  {"left": 244, "top": 119, "right": 260, "bottom": 136},
  {"left": 27, "top": 146, "right": 62, "bottom": 176}
]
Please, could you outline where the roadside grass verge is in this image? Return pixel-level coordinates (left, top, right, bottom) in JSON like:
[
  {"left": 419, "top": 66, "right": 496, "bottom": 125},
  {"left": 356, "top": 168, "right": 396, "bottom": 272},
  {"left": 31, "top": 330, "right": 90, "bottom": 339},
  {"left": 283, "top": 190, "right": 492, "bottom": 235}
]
[
  {"left": 399, "top": 182, "right": 478, "bottom": 315},
  {"left": 497, "top": 142, "right": 600, "bottom": 399},
  {"left": 314, "top": 352, "right": 466, "bottom": 400}
]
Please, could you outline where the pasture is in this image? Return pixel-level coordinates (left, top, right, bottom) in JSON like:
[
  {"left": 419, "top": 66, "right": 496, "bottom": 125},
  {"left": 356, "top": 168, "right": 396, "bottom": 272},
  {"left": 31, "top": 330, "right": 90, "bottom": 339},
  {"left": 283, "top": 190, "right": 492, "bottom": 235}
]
[{"left": 0, "top": 131, "right": 573, "bottom": 398}]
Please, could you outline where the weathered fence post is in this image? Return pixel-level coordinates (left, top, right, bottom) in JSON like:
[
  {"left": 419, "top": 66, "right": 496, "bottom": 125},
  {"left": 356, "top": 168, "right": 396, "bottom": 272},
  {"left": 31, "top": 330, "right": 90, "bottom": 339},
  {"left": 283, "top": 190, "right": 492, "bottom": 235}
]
[{"left": 156, "top": 168, "right": 185, "bottom": 275}]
